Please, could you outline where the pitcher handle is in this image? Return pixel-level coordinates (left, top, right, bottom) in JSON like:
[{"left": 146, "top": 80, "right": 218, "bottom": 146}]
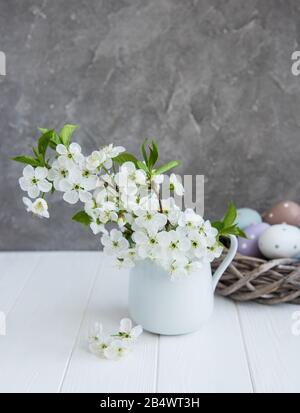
[{"left": 212, "top": 235, "right": 238, "bottom": 291}]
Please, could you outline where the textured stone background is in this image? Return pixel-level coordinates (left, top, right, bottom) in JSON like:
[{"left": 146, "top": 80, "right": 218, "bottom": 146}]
[{"left": 1, "top": 0, "right": 300, "bottom": 250}]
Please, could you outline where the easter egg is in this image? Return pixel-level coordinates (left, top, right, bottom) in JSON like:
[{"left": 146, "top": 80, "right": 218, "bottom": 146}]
[
  {"left": 263, "top": 201, "right": 300, "bottom": 226},
  {"left": 237, "top": 223, "right": 270, "bottom": 257},
  {"left": 236, "top": 208, "right": 262, "bottom": 229},
  {"left": 258, "top": 224, "right": 300, "bottom": 259}
]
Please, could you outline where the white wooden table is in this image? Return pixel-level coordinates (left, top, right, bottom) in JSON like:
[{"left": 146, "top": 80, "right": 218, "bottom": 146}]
[{"left": 0, "top": 252, "right": 299, "bottom": 393}]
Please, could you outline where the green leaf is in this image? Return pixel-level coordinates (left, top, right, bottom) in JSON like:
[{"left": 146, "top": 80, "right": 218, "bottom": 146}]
[
  {"left": 49, "top": 141, "right": 56, "bottom": 150},
  {"left": 38, "top": 127, "right": 49, "bottom": 134},
  {"left": 152, "top": 140, "right": 159, "bottom": 160},
  {"left": 148, "top": 140, "right": 159, "bottom": 169},
  {"left": 60, "top": 124, "right": 78, "bottom": 146},
  {"left": 154, "top": 160, "right": 180, "bottom": 175},
  {"left": 214, "top": 202, "right": 247, "bottom": 240},
  {"left": 72, "top": 211, "right": 92, "bottom": 226},
  {"left": 113, "top": 152, "right": 139, "bottom": 166},
  {"left": 32, "top": 146, "right": 39, "bottom": 158},
  {"left": 141, "top": 139, "right": 148, "bottom": 165},
  {"left": 221, "top": 225, "right": 248, "bottom": 239},
  {"left": 212, "top": 220, "right": 224, "bottom": 231},
  {"left": 233, "top": 227, "right": 247, "bottom": 238},
  {"left": 49, "top": 131, "right": 62, "bottom": 149},
  {"left": 219, "top": 224, "right": 238, "bottom": 235},
  {"left": 136, "top": 160, "right": 149, "bottom": 173},
  {"left": 11, "top": 156, "right": 40, "bottom": 167},
  {"left": 38, "top": 130, "right": 54, "bottom": 157},
  {"left": 39, "top": 128, "right": 61, "bottom": 149},
  {"left": 223, "top": 201, "right": 237, "bottom": 228},
  {"left": 38, "top": 153, "right": 46, "bottom": 166}
]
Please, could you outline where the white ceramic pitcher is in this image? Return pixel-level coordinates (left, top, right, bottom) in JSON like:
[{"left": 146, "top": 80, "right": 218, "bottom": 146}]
[{"left": 128, "top": 235, "right": 238, "bottom": 335}]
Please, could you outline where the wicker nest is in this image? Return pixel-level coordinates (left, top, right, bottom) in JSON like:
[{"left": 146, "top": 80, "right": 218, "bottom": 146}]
[{"left": 213, "top": 252, "right": 300, "bottom": 305}]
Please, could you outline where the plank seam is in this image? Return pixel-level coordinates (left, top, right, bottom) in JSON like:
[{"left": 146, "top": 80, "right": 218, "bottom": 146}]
[
  {"left": 235, "top": 302, "right": 256, "bottom": 393},
  {"left": 58, "top": 256, "right": 103, "bottom": 393}
]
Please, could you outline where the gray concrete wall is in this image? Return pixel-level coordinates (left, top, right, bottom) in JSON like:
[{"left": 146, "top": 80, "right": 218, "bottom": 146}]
[{"left": 1, "top": 0, "right": 300, "bottom": 250}]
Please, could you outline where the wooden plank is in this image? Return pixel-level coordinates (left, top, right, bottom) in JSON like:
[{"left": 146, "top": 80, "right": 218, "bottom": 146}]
[
  {"left": 157, "top": 296, "right": 253, "bottom": 393},
  {"left": 0, "top": 252, "right": 101, "bottom": 393},
  {"left": 3, "top": 251, "right": 297, "bottom": 392},
  {"left": 237, "top": 301, "right": 300, "bottom": 393},
  {"left": 61, "top": 254, "right": 158, "bottom": 393},
  {"left": 0, "top": 252, "right": 41, "bottom": 314}
]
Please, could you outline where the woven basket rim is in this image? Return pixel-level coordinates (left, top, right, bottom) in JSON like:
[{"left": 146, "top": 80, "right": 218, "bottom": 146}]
[{"left": 213, "top": 251, "right": 300, "bottom": 305}]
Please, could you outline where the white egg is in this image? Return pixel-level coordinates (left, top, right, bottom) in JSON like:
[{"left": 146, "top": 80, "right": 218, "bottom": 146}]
[{"left": 258, "top": 224, "right": 300, "bottom": 259}]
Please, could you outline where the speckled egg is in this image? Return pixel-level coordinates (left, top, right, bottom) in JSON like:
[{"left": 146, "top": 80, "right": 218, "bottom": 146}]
[
  {"left": 238, "top": 223, "right": 270, "bottom": 257},
  {"left": 236, "top": 208, "right": 262, "bottom": 229},
  {"left": 258, "top": 224, "right": 300, "bottom": 259},
  {"left": 263, "top": 201, "right": 300, "bottom": 226}
]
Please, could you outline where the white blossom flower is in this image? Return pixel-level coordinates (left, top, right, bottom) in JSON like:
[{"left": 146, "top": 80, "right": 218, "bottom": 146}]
[
  {"left": 89, "top": 213, "right": 107, "bottom": 235},
  {"left": 132, "top": 229, "right": 160, "bottom": 259},
  {"left": 103, "top": 339, "right": 131, "bottom": 360},
  {"left": 116, "top": 248, "right": 136, "bottom": 270},
  {"left": 77, "top": 166, "right": 98, "bottom": 192},
  {"left": 120, "top": 192, "right": 142, "bottom": 212},
  {"left": 115, "top": 249, "right": 137, "bottom": 269},
  {"left": 96, "top": 173, "right": 116, "bottom": 189},
  {"left": 88, "top": 318, "right": 142, "bottom": 360},
  {"left": 184, "top": 260, "right": 203, "bottom": 275},
  {"left": 187, "top": 230, "right": 207, "bottom": 259},
  {"left": 115, "top": 162, "right": 147, "bottom": 188},
  {"left": 117, "top": 213, "right": 127, "bottom": 228},
  {"left": 101, "top": 229, "right": 129, "bottom": 255},
  {"left": 117, "top": 318, "right": 143, "bottom": 343},
  {"left": 102, "top": 143, "right": 125, "bottom": 159},
  {"left": 86, "top": 150, "right": 106, "bottom": 172},
  {"left": 88, "top": 205, "right": 118, "bottom": 235},
  {"left": 157, "top": 229, "right": 191, "bottom": 259},
  {"left": 60, "top": 180, "right": 92, "bottom": 204},
  {"left": 199, "top": 220, "right": 219, "bottom": 246},
  {"left": 206, "top": 242, "right": 223, "bottom": 262},
  {"left": 88, "top": 322, "right": 108, "bottom": 355},
  {"left": 91, "top": 201, "right": 118, "bottom": 224},
  {"left": 169, "top": 173, "right": 184, "bottom": 196},
  {"left": 19, "top": 165, "right": 52, "bottom": 198},
  {"left": 47, "top": 157, "right": 71, "bottom": 190},
  {"left": 84, "top": 197, "right": 100, "bottom": 216},
  {"left": 85, "top": 188, "right": 111, "bottom": 210},
  {"left": 151, "top": 174, "right": 164, "bottom": 192},
  {"left": 56, "top": 142, "right": 84, "bottom": 167},
  {"left": 163, "top": 257, "right": 188, "bottom": 279},
  {"left": 92, "top": 144, "right": 125, "bottom": 170},
  {"left": 119, "top": 212, "right": 134, "bottom": 229},
  {"left": 134, "top": 209, "right": 167, "bottom": 232},
  {"left": 161, "top": 198, "right": 181, "bottom": 225},
  {"left": 59, "top": 168, "right": 93, "bottom": 204},
  {"left": 137, "top": 191, "right": 160, "bottom": 212},
  {"left": 178, "top": 208, "right": 204, "bottom": 229},
  {"left": 23, "top": 197, "right": 50, "bottom": 218}
]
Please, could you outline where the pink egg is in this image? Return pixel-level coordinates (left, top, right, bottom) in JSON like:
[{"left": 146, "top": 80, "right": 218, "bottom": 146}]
[
  {"left": 238, "top": 223, "right": 270, "bottom": 257},
  {"left": 263, "top": 201, "right": 300, "bottom": 226}
]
